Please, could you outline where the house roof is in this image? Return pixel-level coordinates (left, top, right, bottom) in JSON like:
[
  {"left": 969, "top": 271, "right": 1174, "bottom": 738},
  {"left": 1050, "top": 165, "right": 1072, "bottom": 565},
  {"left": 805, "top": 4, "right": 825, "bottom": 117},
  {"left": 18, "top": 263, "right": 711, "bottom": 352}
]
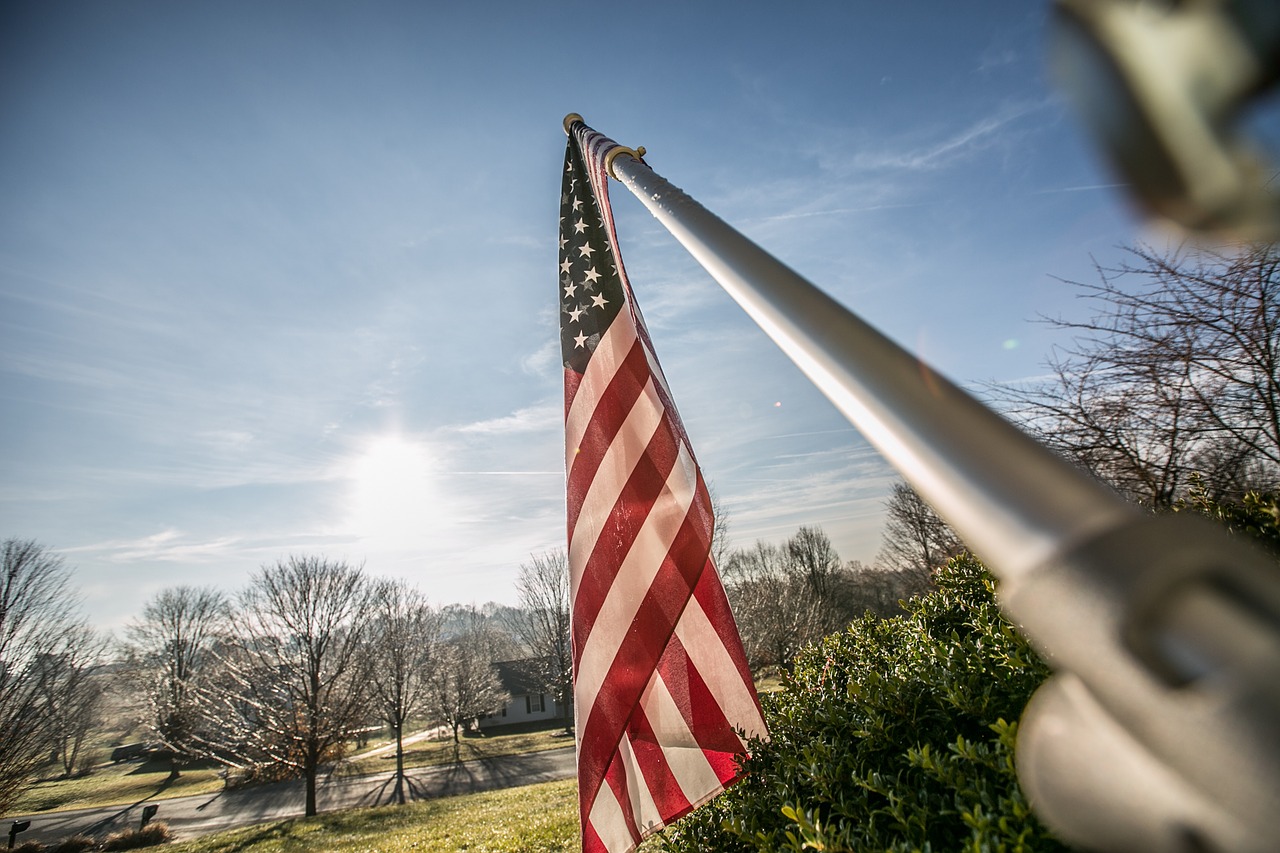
[{"left": 491, "top": 658, "right": 547, "bottom": 695}]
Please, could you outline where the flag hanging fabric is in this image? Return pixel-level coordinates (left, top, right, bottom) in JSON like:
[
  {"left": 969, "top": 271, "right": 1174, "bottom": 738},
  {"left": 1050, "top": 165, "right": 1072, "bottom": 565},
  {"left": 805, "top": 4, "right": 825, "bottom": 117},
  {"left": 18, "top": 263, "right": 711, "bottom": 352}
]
[{"left": 560, "top": 117, "right": 768, "bottom": 853}]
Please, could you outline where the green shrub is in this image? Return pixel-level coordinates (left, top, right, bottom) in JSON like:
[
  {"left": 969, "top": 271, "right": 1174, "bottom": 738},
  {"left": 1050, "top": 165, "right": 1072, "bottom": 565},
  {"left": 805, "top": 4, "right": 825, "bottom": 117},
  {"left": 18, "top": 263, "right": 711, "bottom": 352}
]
[
  {"left": 658, "top": 555, "right": 1064, "bottom": 852},
  {"left": 1174, "top": 477, "right": 1280, "bottom": 555}
]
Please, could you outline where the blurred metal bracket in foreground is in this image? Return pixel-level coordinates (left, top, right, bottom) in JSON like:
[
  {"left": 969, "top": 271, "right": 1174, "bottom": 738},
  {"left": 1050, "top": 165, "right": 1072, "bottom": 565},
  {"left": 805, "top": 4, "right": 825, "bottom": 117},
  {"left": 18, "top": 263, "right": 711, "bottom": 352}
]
[
  {"left": 566, "top": 111, "right": 1280, "bottom": 852},
  {"left": 1051, "top": 0, "right": 1280, "bottom": 240}
]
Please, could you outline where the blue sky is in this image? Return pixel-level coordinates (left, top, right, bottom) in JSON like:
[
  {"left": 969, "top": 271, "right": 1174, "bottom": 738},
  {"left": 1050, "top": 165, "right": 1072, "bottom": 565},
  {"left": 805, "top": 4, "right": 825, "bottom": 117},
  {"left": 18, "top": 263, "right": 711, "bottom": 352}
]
[{"left": 1, "top": 1, "right": 1150, "bottom": 629}]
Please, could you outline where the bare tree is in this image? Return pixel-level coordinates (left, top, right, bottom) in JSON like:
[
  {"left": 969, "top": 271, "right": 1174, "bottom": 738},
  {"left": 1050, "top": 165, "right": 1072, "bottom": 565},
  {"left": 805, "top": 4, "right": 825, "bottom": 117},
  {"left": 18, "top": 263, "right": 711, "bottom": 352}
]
[
  {"left": 31, "top": 625, "right": 106, "bottom": 777},
  {"left": 725, "top": 527, "right": 857, "bottom": 673},
  {"left": 787, "top": 525, "right": 844, "bottom": 607},
  {"left": 203, "top": 556, "right": 373, "bottom": 817},
  {"left": 0, "top": 539, "right": 95, "bottom": 810},
  {"left": 875, "top": 482, "right": 963, "bottom": 586},
  {"left": 841, "top": 560, "right": 920, "bottom": 618},
  {"left": 125, "top": 586, "right": 230, "bottom": 767},
  {"left": 509, "top": 550, "right": 572, "bottom": 733},
  {"left": 429, "top": 605, "right": 508, "bottom": 752},
  {"left": 992, "top": 243, "right": 1280, "bottom": 507},
  {"left": 708, "top": 484, "right": 733, "bottom": 572},
  {"left": 448, "top": 603, "right": 523, "bottom": 664},
  {"left": 367, "top": 579, "right": 441, "bottom": 803},
  {"left": 726, "top": 541, "right": 803, "bottom": 671}
]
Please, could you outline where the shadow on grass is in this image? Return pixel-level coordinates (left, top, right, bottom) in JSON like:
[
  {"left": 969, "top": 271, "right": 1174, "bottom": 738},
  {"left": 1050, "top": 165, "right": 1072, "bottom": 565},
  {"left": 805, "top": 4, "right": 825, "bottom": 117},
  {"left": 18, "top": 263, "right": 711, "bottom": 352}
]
[
  {"left": 351, "top": 771, "right": 450, "bottom": 808},
  {"left": 348, "top": 744, "right": 575, "bottom": 812},
  {"left": 124, "top": 757, "right": 220, "bottom": 777},
  {"left": 78, "top": 770, "right": 183, "bottom": 839},
  {"left": 124, "top": 759, "right": 171, "bottom": 777},
  {"left": 192, "top": 821, "right": 299, "bottom": 853}
]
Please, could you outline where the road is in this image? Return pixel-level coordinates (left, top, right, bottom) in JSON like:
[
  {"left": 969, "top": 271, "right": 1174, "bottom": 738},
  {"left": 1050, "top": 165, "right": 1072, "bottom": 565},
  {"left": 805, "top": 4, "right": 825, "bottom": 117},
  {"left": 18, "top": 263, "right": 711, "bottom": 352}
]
[{"left": 9, "top": 747, "right": 575, "bottom": 847}]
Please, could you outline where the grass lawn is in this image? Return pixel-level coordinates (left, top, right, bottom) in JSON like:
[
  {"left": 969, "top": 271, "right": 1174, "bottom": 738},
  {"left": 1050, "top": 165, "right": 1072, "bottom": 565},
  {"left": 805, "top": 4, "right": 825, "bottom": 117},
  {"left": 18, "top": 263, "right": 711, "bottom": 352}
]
[
  {"left": 165, "top": 778, "right": 581, "bottom": 853},
  {"left": 338, "top": 722, "right": 574, "bottom": 778},
  {"left": 754, "top": 673, "right": 784, "bottom": 694},
  {"left": 12, "top": 722, "right": 573, "bottom": 816},
  {"left": 11, "top": 758, "right": 225, "bottom": 815}
]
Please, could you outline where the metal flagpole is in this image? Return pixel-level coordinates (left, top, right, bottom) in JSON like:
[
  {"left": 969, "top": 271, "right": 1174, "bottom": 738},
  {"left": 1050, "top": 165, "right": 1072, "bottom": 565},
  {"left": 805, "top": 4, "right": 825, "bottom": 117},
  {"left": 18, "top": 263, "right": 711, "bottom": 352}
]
[{"left": 562, "top": 114, "right": 1280, "bottom": 853}]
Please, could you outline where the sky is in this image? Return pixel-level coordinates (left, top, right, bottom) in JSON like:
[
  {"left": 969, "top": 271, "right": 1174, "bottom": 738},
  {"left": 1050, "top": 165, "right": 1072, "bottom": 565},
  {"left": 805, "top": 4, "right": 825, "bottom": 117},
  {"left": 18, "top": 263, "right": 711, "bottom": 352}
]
[{"left": 0, "top": 0, "right": 1168, "bottom": 631}]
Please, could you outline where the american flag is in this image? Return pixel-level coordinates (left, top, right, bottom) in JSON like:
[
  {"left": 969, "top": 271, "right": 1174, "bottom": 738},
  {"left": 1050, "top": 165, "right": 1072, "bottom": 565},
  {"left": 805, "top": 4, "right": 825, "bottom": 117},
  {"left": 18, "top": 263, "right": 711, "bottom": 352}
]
[{"left": 560, "top": 118, "right": 768, "bottom": 853}]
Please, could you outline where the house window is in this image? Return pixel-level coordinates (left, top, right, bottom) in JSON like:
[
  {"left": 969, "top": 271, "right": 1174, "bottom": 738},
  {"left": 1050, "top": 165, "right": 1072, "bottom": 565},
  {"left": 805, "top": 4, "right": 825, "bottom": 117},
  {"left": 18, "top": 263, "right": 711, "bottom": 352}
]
[{"left": 526, "top": 693, "right": 545, "bottom": 714}]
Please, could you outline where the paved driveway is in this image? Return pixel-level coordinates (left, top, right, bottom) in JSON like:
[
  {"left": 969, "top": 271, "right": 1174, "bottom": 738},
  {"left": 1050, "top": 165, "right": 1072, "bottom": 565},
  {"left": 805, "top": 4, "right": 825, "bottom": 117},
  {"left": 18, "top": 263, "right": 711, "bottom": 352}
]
[{"left": 9, "top": 747, "right": 575, "bottom": 847}]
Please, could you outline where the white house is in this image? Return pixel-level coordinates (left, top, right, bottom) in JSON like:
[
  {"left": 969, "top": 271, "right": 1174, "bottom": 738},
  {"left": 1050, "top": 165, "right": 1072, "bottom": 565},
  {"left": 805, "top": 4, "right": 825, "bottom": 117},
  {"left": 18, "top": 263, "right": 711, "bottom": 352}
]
[{"left": 479, "top": 659, "right": 566, "bottom": 730}]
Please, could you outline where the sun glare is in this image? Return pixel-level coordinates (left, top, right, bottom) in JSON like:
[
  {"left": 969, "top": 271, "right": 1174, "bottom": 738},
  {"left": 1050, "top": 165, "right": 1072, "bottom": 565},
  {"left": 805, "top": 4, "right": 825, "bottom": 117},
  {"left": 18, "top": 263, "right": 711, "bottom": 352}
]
[{"left": 345, "top": 434, "right": 440, "bottom": 547}]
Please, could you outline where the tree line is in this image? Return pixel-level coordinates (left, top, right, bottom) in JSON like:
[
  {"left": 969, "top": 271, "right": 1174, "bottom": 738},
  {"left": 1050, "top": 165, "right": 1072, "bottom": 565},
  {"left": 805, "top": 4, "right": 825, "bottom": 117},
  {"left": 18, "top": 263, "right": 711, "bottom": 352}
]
[
  {"left": 0, "top": 547, "right": 579, "bottom": 818},
  {"left": 0, "top": 507, "right": 943, "bottom": 822},
  {"left": 0, "top": 460, "right": 971, "bottom": 822},
  {"left": 721, "top": 523, "right": 937, "bottom": 675}
]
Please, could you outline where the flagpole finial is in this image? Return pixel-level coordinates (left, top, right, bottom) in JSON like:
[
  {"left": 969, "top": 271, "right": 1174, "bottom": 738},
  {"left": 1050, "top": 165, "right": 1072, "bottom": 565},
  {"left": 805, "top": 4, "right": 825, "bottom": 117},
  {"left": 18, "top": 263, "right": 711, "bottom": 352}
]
[
  {"left": 605, "top": 145, "right": 646, "bottom": 180},
  {"left": 563, "top": 113, "right": 584, "bottom": 135}
]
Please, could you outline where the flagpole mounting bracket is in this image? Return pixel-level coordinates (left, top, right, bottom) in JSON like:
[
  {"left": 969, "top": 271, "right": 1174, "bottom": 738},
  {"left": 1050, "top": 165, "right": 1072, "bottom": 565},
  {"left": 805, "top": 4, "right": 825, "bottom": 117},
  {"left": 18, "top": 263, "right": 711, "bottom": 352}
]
[
  {"left": 605, "top": 145, "right": 646, "bottom": 180},
  {"left": 561, "top": 114, "right": 645, "bottom": 179}
]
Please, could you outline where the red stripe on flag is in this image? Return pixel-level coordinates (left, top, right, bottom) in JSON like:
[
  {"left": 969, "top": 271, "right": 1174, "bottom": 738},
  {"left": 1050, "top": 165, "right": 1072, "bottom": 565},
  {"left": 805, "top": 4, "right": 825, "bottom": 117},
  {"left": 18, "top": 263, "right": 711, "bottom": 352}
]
[
  {"left": 571, "top": 410, "right": 681, "bottom": 661},
  {"left": 564, "top": 368, "right": 582, "bottom": 413},
  {"left": 599, "top": 752, "right": 643, "bottom": 851},
  {"left": 566, "top": 340, "right": 653, "bottom": 536},
  {"left": 658, "top": 630, "right": 748, "bottom": 759},
  {"left": 690, "top": 541, "right": 759, "bottom": 692},
  {"left": 626, "top": 693, "right": 695, "bottom": 820},
  {"left": 576, "top": 483, "right": 716, "bottom": 825}
]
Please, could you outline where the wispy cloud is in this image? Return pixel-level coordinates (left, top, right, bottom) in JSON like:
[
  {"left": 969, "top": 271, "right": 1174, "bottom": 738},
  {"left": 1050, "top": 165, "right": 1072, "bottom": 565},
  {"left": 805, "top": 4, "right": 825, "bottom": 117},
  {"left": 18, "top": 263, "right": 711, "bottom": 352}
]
[
  {"left": 850, "top": 102, "right": 1042, "bottom": 172},
  {"left": 721, "top": 445, "right": 900, "bottom": 561},
  {"left": 976, "top": 48, "right": 1018, "bottom": 73},
  {"left": 455, "top": 470, "right": 562, "bottom": 476},
  {"left": 62, "top": 528, "right": 360, "bottom": 564},
  {"left": 455, "top": 402, "right": 560, "bottom": 435},
  {"left": 750, "top": 202, "right": 926, "bottom": 224},
  {"left": 520, "top": 337, "right": 560, "bottom": 377},
  {"left": 1030, "top": 182, "right": 1128, "bottom": 195},
  {"left": 63, "top": 529, "right": 243, "bottom": 563}
]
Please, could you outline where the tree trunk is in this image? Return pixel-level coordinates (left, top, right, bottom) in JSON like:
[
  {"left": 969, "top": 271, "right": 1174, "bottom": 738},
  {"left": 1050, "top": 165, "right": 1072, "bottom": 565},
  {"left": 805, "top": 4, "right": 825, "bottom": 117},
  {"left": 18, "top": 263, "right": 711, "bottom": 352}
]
[
  {"left": 305, "top": 766, "right": 317, "bottom": 817},
  {"left": 394, "top": 721, "right": 405, "bottom": 805}
]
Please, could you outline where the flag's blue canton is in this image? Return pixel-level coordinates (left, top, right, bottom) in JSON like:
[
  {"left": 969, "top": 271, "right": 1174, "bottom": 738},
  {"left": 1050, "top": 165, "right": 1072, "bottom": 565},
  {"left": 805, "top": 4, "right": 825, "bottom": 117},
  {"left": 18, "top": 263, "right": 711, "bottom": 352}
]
[{"left": 560, "top": 139, "right": 624, "bottom": 375}]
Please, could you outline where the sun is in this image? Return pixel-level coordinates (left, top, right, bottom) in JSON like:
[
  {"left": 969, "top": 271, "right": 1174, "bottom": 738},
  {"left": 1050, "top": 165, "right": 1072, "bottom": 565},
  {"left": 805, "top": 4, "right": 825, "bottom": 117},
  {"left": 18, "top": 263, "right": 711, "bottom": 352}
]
[{"left": 345, "top": 434, "right": 440, "bottom": 547}]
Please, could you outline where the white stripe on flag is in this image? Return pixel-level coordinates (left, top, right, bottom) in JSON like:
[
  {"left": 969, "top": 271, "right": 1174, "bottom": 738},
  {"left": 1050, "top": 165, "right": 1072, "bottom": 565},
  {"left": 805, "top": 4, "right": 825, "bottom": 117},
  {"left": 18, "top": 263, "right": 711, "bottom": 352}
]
[
  {"left": 564, "top": 303, "right": 639, "bottom": 470},
  {"left": 574, "top": 438, "right": 698, "bottom": 728},
  {"left": 588, "top": 780, "right": 635, "bottom": 853},
  {"left": 636, "top": 332, "right": 678, "bottom": 424},
  {"left": 641, "top": 671, "right": 728, "bottom": 801},
  {"left": 568, "top": 377, "right": 665, "bottom": 609},
  {"left": 619, "top": 733, "right": 664, "bottom": 836},
  {"left": 675, "top": 596, "right": 769, "bottom": 741}
]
